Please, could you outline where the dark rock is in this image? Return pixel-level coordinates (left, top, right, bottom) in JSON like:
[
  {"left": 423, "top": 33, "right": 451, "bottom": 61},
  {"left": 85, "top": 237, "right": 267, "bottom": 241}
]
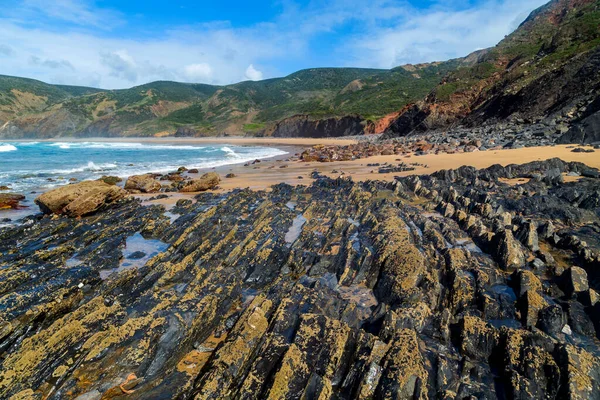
[
  {"left": 562, "top": 266, "right": 589, "bottom": 297},
  {"left": 267, "top": 114, "right": 367, "bottom": 138},
  {"left": 174, "top": 126, "right": 197, "bottom": 137}
]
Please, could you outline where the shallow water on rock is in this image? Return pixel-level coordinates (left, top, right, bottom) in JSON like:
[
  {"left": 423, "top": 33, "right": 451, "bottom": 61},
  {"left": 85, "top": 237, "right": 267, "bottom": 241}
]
[
  {"left": 285, "top": 214, "right": 307, "bottom": 245},
  {"left": 453, "top": 237, "right": 483, "bottom": 253},
  {"left": 100, "top": 232, "right": 169, "bottom": 279}
]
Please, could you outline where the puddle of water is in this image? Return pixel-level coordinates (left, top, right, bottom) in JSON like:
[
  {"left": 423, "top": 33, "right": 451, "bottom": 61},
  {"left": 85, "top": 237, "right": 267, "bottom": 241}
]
[
  {"left": 337, "top": 285, "right": 378, "bottom": 308},
  {"left": 285, "top": 214, "right": 307, "bottom": 245},
  {"left": 490, "top": 283, "right": 517, "bottom": 302},
  {"left": 65, "top": 257, "right": 83, "bottom": 268},
  {"left": 100, "top": 232, "right": 169, "bottom": 279},
  {"left": 453, "top": 237, "right": 483, "bottom": 253},
  {"left": 349, "top": 232, "right": 361, "bottom": 252},
  {"left": 164, "top": 211, "right": 179, "bottom": 223},
  {"left": 347, "top": 217, "right": 360, "bottom": 227}
]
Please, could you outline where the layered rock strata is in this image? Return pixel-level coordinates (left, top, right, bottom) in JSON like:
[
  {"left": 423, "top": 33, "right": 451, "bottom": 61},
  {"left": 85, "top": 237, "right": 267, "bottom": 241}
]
[{"left": 0, "top": 159, "right": 599, "bottom": 398}]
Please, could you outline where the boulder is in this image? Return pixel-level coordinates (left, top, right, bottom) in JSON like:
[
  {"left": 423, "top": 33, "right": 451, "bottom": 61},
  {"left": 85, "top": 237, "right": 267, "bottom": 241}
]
[
  {"left": 99, "top": 175, "right": 123, "bottom": 185},
  {"left": 35, "top": 181, "right": 128, "bottom": 217},
  {"left": 0, "top": 193, "right": 25, "bottom": 210},
  {"left": 124, "top": 174, "right": 162, "bottom": 193},
  {"left": 493, "top": 229, "right": 526, "bottom": 271},
  {"left": 179, "top": 172, "right": 220, "bottom": 192},
  {"left": 562, "top": 266, "right": 589, "bottom": 297}
]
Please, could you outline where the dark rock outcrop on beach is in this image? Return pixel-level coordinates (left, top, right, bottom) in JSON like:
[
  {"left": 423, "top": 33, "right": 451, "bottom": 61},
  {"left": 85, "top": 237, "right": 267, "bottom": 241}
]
[
  {"left": 266, "top": 114, "right": 369, "bottom": 138},
  {"left": 301, "top": 120, "right": 568, "bottom": 162},
  {"left": 0, "top": 193, "right": 25, "bottom": 210},
  {"left": 1, "top": 158, "right": 600, "bottom": 399},
  {"left": 34, "top": 180, "right": 128, "bottom": 217},
  {"left": 558, "top": 97, "right": 600, "bottom": 144},
  {"left": 174, "top": 126, "right": 197, "bottom": 137}
]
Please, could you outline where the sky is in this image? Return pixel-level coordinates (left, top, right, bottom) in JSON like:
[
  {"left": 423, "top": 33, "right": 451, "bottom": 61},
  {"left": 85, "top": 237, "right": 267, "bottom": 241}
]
[{"left": 0, "top": 0, "right": 549, "bottom": 89}]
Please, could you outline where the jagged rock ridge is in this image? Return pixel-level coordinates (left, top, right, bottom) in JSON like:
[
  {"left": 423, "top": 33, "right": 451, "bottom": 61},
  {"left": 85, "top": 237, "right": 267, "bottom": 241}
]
[{"left": 0, "top": 158, "right": 599, "bottom": 398}]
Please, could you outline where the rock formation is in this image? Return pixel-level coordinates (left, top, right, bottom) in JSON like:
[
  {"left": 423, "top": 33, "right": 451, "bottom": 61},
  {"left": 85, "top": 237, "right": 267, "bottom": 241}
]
[
  {"left": 34, "top": 180, "right": 128, "bottom": 217},
  {"left": 265, "top": 114, "right": 368, "bottom": 138},
  {"left": 1, "top": 158, "right": 599, "bottom": 398},
  {"left": 124, "top": 174, "right": 163, "bottom": 193},
  {"left": 0, "top": 193, "right": 25, "bottom": 210},
  {"left": 179, "top": 172, "right": 220, "bottom": 192}
]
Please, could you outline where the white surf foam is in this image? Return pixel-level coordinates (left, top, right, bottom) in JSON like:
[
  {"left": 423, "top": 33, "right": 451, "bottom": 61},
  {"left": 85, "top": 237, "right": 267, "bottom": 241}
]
[
  {"left": 49, "top": 142, "right": 207, "bottom": 151},
  {"left": 0, "top": 144, "right": 17, "bottom": 152}
]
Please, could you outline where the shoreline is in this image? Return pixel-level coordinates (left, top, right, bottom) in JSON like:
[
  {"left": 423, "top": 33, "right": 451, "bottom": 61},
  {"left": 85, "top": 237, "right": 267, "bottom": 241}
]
[
  {"left": 2, "top": 141, "right": 599, "bottom": 220},
  {"left": 184, "top": 143, "right": 600, "bottom": 191},
  {"left": 1, "top": 136, "right": 359, "bottom": 147},
  {"left": 139, "top": 143, "right": 599, "bottom": 207}
]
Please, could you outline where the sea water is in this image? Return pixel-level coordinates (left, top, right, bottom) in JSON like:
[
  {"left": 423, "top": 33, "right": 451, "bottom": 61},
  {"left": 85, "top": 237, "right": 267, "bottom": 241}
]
[{"left": 0, "top": 141, "right": 287, "bottom": 223}]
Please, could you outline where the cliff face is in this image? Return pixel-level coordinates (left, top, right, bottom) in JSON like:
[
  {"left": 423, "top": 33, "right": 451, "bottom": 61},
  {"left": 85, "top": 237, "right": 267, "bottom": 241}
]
[
  {"left": 383, "top": 0, "right": 600, "bottom": 141},
  {"left": 266, "top": 114, "right": 369, "bottom": 138}
]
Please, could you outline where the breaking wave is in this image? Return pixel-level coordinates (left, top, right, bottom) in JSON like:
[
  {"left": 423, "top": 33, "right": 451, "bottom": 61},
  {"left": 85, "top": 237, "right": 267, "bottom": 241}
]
[{"left": 0, "top": 144, "right": 17, "bottom": 152}]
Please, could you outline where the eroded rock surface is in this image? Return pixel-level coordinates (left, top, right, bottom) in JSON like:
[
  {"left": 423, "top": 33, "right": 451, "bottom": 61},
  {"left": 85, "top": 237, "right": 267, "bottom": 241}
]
[
  {"left": 34, "top": 180, "right": 128, "bottom": 217},
  {"left": 1, "top": 158, "right": 600, "bottom": 399},
  {"left": 179, "top": 172, "right": 221, "bottom": 193},
  {"left": 124, "top": 174, "right": 162, "bottom": 193}
]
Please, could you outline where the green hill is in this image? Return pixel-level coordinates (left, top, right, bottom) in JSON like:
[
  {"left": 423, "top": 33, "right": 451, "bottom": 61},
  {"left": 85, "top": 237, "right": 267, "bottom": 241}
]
[
  {"left": 2, "top": 0, "right": 597, "bottom": 138},
  {"left": 0, "top": 62, "right": 463, "bottom": 137},
  {"left": 384, "top": 0, "right": 600, "bottom": 137}
]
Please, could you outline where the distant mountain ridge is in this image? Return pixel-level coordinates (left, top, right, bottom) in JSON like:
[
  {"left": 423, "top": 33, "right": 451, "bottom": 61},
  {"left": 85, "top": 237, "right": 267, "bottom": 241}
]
[
  {"left": 0, "top": 62, "right": 464, "bottom": 138},
  {"left": 0, "top": 0, "right": 598, "bottom": 139}
]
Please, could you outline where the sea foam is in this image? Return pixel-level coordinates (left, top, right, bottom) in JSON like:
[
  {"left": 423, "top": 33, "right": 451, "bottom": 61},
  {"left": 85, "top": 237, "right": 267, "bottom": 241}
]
[{"left": 0, "top": 144, "right": 17, "bottom": 152}]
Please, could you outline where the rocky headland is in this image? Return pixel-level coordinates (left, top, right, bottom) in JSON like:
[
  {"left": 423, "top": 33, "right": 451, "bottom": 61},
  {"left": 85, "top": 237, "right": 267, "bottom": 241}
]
[{"left": 1, "top": 156, "right": 599, "bottom": 398}]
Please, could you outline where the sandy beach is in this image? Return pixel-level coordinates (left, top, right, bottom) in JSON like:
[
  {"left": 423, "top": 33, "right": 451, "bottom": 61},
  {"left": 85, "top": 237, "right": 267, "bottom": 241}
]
[
  {"left": 138, "top": 142, "right": 599, "bottom": 207},
  {"left": 196, "top": 143, "right": 600, "bottom": 190}
]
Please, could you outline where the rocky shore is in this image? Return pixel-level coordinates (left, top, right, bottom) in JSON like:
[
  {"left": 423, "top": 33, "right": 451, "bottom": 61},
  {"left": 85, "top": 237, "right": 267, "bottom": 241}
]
[
  {"left": 301, "top": 121, "right": 598, "bottom": 162},
  {"left": 0, "top": 157, "right": 599, "bottom": 399}
]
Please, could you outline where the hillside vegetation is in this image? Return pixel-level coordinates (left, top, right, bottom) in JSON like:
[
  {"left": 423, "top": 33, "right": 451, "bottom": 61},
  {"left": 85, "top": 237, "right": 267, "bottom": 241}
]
[
  {"left": 1, "top": 0, "right": 598, "bottom": 138},
  {"left": 0, "top": 61, "right": 467, "bottom": 138},
  {"left": 384, "top": 0, "right": 600, "bottom": 137}
]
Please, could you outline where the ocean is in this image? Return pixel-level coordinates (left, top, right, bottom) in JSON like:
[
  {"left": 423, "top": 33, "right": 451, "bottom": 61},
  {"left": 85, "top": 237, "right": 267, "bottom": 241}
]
[{"left": 0, "top": 141, "right": 288, "bottom": 223}]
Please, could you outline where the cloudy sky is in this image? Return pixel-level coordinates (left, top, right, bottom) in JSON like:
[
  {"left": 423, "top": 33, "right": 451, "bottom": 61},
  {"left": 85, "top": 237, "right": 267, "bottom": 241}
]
[{"left": 0, "top": 0, "right": 548, "bottom": 89}]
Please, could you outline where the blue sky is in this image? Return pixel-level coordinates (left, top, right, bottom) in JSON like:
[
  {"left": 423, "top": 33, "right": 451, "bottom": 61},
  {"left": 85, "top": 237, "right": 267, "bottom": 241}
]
[{"left": 0, "top": 0, "right": 548, "bottom": 89}]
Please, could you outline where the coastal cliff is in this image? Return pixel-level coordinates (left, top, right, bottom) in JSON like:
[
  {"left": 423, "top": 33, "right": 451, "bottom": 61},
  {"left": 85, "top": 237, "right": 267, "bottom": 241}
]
[
  {"left": 263, "top": 114, "right": 370, "bottom": 138},
  {"left": 382, "top": 0, "right": 600, "bottom": 142}
]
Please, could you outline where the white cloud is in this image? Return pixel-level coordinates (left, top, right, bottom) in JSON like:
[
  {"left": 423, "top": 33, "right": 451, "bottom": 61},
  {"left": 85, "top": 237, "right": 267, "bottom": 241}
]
[
  {"left": 183, "top": 63, "right": 213, "bottom": 81},
  {"left": 17, "top": 0, "right": 123, "bottom": 29},
  {"left": 345, "top": 0, "right": 549, "bottom": 68},
  {"left": 100, "top": 50, "right": 138, "bottom": 82},
  {"left": 0, "top": 0, "right": 549, "bottom": 89},
  {"left": 244, "top": 64, "right": 263, "bottom": 81}
]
